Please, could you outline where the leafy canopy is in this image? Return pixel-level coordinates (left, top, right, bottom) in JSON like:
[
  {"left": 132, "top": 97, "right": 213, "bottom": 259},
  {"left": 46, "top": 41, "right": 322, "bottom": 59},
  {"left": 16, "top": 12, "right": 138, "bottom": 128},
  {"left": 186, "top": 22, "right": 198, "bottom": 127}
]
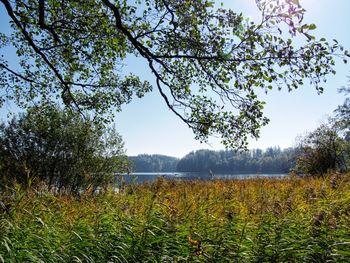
[{"left": 0, "top": 0, "right": 348, "bottom": 148}]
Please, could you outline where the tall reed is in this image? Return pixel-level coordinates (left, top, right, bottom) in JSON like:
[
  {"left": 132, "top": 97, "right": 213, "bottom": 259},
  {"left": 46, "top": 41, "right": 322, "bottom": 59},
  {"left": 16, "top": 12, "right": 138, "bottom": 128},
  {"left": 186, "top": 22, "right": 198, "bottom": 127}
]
[{"left": 1, "top": 174, "right": 350, "bottom": 262}]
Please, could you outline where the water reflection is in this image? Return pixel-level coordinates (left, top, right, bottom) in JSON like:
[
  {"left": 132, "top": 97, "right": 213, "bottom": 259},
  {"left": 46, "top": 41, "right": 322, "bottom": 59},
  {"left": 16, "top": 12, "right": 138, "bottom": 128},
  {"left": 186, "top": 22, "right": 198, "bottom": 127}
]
[{"left": 120, "top": 172, "right": 288, "bottom": 184}]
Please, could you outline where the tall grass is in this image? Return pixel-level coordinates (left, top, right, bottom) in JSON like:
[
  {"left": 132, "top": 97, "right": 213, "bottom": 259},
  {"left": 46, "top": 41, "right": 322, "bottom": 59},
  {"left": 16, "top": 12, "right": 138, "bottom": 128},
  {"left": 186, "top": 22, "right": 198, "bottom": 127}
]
[{"left": 1, "top": 174, "right": 350, "bottom": 262}]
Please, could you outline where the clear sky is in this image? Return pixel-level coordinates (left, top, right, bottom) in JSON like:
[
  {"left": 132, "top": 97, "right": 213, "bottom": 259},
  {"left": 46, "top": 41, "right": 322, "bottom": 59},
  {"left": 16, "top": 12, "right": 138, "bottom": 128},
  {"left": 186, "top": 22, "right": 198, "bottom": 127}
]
[
  {"left": 1, "top": 0, "right": 350, "bottom": 158},
  {"left": 114, "top": 0, "right": 350, "bottom": 157}
]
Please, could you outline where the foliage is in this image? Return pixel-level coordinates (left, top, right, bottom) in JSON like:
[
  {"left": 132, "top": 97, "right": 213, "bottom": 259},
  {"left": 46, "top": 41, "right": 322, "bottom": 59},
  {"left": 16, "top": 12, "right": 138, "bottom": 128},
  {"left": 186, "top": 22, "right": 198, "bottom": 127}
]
[
  {"left": 129, "top": 154, "right": 179, "bottom": 172},
  {"left": 295, "top": 124, "right": 348, "bottom": 175},
  {"left": 177, "top": 148, "right": 296, "bottom": 173},
  {"left": 0, "top": 105, "right": 130, "bottom": 193},
  {"left": 1, "top": 174, "right": 350, "bottom": 262},
  {"left": 335, "top": 76, "right": 350, "bottom": 139},
  {"left": 0, "top": 0, "right": 348, "bottom": 148}
]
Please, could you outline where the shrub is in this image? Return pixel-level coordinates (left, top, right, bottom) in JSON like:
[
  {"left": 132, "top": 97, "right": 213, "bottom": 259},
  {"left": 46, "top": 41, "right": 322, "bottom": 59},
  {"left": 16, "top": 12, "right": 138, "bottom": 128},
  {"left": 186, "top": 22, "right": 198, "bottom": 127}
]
[
  {"left": 295, "top": 124, "right": 348, "bottom": 175},
  {"left": 0, "top": 104, "right": 130, "bottom": 194}
]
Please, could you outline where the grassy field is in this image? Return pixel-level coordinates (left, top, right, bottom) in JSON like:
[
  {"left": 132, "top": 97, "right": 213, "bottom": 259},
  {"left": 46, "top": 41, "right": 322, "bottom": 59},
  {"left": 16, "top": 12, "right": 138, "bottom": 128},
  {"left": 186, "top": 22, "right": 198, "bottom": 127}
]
[{"left": 1, "top": 174, "right": 350, "bottom": 262}]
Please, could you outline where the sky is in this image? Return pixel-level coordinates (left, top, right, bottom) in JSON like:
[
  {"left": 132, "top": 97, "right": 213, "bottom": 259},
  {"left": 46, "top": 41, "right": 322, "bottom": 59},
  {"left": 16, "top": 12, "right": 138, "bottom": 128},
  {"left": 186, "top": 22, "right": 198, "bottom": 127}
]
[
  {"left": 1, "top": 0, "right": 350, "bottom": 158},
  {"left": 115, "top": 0, "right": 350, "bottom": 157}
]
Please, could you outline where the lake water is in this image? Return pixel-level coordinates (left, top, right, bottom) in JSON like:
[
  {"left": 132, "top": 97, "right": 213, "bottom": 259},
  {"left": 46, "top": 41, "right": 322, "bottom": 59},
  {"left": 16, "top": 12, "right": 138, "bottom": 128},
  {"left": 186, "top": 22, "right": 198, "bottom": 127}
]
[{"left": 119, "top": 172, "right": 288, "bottom": 184}]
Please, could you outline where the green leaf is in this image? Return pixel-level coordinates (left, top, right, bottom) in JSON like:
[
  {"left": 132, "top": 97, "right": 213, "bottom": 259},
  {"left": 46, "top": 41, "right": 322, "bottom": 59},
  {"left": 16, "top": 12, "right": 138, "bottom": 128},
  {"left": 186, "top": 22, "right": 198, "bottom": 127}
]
[{"left": 308, "top": 24, "right": 317, "bottom": 30}]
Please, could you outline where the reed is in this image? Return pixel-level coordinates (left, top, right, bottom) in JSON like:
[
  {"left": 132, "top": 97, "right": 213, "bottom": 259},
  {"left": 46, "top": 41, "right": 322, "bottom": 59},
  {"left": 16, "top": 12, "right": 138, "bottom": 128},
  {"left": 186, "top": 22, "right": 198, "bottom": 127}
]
[{"left": 1, "top": 173, "right": 350, "bottom": 262}]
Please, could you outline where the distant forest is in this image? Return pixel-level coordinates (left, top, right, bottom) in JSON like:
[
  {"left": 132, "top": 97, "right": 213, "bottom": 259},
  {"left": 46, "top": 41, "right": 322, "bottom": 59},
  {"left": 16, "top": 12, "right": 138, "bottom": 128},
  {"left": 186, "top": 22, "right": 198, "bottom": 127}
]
[
  {"left": 129, "top": 147, "right": 296, "bottom": 173},
  {"left": 128, "top": 155, "right": 179, "bottom": 172}
]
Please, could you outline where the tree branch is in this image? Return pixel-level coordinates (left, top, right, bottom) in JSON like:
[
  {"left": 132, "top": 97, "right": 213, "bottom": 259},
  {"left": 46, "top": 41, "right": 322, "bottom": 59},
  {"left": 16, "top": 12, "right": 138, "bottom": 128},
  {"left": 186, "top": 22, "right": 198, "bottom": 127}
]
[{"left": 38, "top": 0, "right": 61, "bottom": 42}]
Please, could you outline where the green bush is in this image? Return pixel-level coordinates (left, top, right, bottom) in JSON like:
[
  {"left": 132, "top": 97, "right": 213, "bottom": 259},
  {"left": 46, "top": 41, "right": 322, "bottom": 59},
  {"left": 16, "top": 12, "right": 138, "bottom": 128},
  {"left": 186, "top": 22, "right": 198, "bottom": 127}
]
[
  {"left": 0, "top": 105, "right": 130, "bottom": 194},
  {"left": 295, "top": 124, "right": 348, "bottom": 175}
]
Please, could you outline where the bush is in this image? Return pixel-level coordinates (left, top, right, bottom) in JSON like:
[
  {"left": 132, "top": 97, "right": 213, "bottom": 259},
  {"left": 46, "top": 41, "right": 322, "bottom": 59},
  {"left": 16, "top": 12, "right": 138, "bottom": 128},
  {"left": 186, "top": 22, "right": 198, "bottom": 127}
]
[
  {"left": 295, "top": 124, "right": 348, "bottom": 175},
  {"left": 0, "top": 105, "right": 130, "bottom": 194}
]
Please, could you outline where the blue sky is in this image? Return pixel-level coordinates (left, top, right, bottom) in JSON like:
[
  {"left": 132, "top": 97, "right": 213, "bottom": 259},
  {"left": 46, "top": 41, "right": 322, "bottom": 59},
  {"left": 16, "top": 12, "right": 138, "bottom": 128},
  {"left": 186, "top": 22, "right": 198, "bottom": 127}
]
[
  {"left": 1, "top": 0, "right": 350, "bottom": 158},
  {"left": 115, "top": 0, "right": 350, "bottom": 157}
]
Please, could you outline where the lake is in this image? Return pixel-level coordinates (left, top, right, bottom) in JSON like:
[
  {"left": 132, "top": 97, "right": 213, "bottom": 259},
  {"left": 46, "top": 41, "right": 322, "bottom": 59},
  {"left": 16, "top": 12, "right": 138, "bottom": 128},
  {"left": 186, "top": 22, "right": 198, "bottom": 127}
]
[{"left": 119, "top": 172, "right": 289, "bottom": 184}]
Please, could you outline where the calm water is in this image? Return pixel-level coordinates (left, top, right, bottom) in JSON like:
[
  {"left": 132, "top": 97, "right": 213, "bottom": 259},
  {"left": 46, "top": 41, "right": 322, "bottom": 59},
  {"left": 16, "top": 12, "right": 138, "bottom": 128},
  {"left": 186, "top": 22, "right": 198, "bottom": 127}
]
[{"left": 119, "top": 172, "right": 288, "bottom": 184}]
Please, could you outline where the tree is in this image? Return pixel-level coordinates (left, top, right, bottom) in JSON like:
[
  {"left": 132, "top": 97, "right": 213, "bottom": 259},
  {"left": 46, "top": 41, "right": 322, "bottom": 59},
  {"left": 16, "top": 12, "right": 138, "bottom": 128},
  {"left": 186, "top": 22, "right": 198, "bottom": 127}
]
[
  {"left": 335, "top": 76, "right": 350, "bottom": 140},
  {"left": 0, "top": 105, "right": 130, "bottom": 193},
  {"left": 295, "top": 124, "right": 348, "bottom": 175},
  {"left": 0, "top": 0, "right": 348, "bottom": 148}
]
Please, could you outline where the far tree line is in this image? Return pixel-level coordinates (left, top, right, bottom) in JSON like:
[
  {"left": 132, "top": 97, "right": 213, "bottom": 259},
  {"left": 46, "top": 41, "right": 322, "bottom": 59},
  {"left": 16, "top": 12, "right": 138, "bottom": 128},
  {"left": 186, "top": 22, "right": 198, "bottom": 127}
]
[{"left": 130, "top": 148, "right": 295, "bottom": 174}]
